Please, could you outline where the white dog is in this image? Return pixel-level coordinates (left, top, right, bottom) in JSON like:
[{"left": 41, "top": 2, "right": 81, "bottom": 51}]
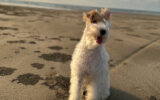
[{"left": 69, "top": 8, "right": 111, "bottom": 100}]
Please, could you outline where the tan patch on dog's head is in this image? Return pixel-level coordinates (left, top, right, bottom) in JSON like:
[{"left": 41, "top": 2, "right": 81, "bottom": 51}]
[{"left": 83, "top": 9, "right": 103, "bottom": 24}]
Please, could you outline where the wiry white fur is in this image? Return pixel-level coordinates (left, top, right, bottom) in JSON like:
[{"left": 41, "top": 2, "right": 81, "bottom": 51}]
[{"left": 69, "top": 19, "right": 111, "bottom": 100}]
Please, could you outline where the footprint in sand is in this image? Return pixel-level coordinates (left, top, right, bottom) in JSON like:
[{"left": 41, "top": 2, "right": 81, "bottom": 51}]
[
  {"left": 15, "top": 50, "right": 20, "bottom": 54},
  {"left": 39, "top": 52, "right": 71, "bottom": 63},
  {"left": 48, "top": 46, "right": 63, "bottom": 50},
  {"left": 114, "top": 38, "right": 123, "bottom": 42},
  {"left": 12, "top": 73, "right": 43, "bottom": 85},
  {"left": 34, "top": 50, "right": 41, "bottom": 53},
  {"left": 31, "top": 63, "right": 44, "bottom": 69},
  {"left": 0, "top": 67, "right": 16, "bottom": 76},
  {"left": 29, "top": 41, "right": 36, "bottom": 44},
  {"left": 7, "top": 40, "right": 26, "bottom": 44},
  {"left": 149, "top": 96, "right": 159, "bottom": 100},
  {"left": 19, "top": 47, "right": 26, "bottom": 49},
  {"left": 42, "top": 74, "right": 70, "bottom": 98},
  {"left": 0, "top": 27, "right": 18, "bottom": 31},
  {"left": 70, "top": 37, "right": 80, "bottom": 41},
  {"left": 49, "top": 37, "right": 61, "bottom": 41}
]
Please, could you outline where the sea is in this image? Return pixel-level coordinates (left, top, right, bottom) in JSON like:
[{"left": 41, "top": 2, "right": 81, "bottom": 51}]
[{"left": 0, "top": 0, "right": 160, "bottom": 15}]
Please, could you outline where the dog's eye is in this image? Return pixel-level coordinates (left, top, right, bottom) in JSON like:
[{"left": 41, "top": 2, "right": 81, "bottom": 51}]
[{"left": 92, "top": 20, "right": 97, "bottom": 23}]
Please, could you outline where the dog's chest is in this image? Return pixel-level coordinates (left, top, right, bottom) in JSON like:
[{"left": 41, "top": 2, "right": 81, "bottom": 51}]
[{"left": 72, "top": 45, "right": 109, "bottom": 74}]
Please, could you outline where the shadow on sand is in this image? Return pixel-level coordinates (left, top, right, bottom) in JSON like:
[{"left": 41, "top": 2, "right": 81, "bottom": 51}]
[
  {"left": 107, "top": 87, "right": 141, "bottom": 100},
  {"left": 42, "top": 74, "right": 141, "bottom": 100}
]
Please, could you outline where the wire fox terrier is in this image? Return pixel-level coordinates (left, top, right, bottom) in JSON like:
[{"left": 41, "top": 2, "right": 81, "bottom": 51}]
[{"left": 69, "top": 8, "right": 111, "bottom": 100}]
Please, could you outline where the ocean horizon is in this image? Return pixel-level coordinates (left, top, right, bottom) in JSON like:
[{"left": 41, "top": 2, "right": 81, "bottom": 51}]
[{"left": 0, "top": 0, "right": 160, "bottom": 15}]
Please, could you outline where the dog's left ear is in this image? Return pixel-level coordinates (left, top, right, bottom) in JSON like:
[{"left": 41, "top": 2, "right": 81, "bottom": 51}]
[
  {"left": 101, "top": 8, "right": 111, "bottom": 20},
  {"left": 83, "top": 12, "right": 89, "bottom": 22}
]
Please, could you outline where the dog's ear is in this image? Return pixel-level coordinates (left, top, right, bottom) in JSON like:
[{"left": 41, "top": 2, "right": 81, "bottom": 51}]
[
  {"left": 83, "top": 9, "right": 99, "bottom": 23},
  {"left": 83, "top": 12, "right": 90, "bottom": 22},
  {"left": 101, "top": 8, "right": 111, "bottom": 20}
]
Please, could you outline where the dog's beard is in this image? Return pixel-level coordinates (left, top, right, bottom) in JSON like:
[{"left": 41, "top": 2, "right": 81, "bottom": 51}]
[
  {"left": 85, "top": 34, "right": 107, "bottom": 49},
  {"left": 85, "top": 35, "right": 98, "bottom": 49}
]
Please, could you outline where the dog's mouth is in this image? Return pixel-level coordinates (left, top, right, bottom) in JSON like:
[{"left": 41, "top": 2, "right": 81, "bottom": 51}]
[{"left": 96, "top": 36, "right": 103, "bottom": 44}]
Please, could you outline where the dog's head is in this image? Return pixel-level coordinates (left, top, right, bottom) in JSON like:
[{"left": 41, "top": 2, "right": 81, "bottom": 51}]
[{"left": 83, "top": 8, "right": 111, "bottom": 49}]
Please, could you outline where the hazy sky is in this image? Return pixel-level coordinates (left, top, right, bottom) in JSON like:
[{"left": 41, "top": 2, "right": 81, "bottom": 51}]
[
  {"left": 1, "top": 0, "right": 159, "bottom": 12},
  {"left": 21, "top": 0, "right": 160, "bottom": 12}
]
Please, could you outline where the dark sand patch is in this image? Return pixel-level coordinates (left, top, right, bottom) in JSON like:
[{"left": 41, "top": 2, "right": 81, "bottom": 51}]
[
  {"left": 15, "top": 50, "right": 20, "bottom": 54},
  {"left": 0, "top": 18, "right": 9, "bottom": 21},
  {"left": 0, "top": 27, "right": 18, "bottom": 30},
  {"left": 19, "top": 47, "right": 26, "bottom": 49},
  {"left": 114, "top": 38, "right": 123, "bottom": 42},
  {"left": 36, "top": 38, "right": 45, "bottom": 41},
  {"left": 59, "top": 36, "right": 66, "bottom": 38},
  {"left": 123, "top": 62, "right": 128, "bottom": 66},
  {"left": 41, "top": 14, "right": 53, "bottom": 17},
  {"left": 28, "top": 20, "right": 37, "bottom": 22},
  {"left": 65, "top": 47, "right": 69, "bottom": 49},
  {"left": 44, "top": 20, "right": 50, "bottom": 23},
  {"left": 127, "top": 34, "right": 142, "bottom": 38},
  {"left": 70, "top": 37, "right": 80, "bottom": 41},
  {"left": 28, "top": 36, "right": 45, "bottom": 41},
  {"left": 50, "top": 67, "right": 54, "bottom": 69},
  {"left": 122, "top": 27, "right": 134, "bottom": 32},
  {"left": 42, "top": 75, "right": 69, "bottom": 98},
  {"left": 2, "top": 11, "right": 28, "bottom": 16},
  {"left": 0, "top": 67, "right": 16, "bottom": 76},
  {"left": 34, "top": 50, "right": 41, "bottom": 53},
  {"left": 50, "top": 37, "right": 61, "bottom": 41},
  {"left": 109, "top": 59, "right": 115, "bottom": 67},
  {"left": 3, "top": 57, "right": 7, "bottom": 59},
  {"left": 112, "top": 26, "right": 134, "bottom": 32},
  {"left": 150, "top": 33, "right": 160, "bottom": 36},
  {"left": 1, "top": 33, "right": 15, "bottom": 37},
  {"left": 29, "top": 41, "right": 36, "bottom": 44},
  {"left": 149, "top": 96, "right": 159, "bottom": 100},
  {"left": 48, "top": 46, "right": 63, "bottom": 50},
  {"left": 31, "top": 63, "right": 44, "bottom": 69},
  {"left": 7, "top": 40, "right": 26, "bottom": 44},
  {"left": 27, "top": 35, "right": 40, "bottom": 38},
  {"left": 108, "top": 87, "right": 141, "bottom": 100},
  {"left": 39, "top": 53, "right": 71, "bottom": 63},
  {"left": 144, "top": 26, "right": 157, "bottom": 30},
  {"left": 12, "top": 73, "right": 43, "bottom": 85},
  {"left": 1, "top": 33, "right": 9, "bottom": 35}
]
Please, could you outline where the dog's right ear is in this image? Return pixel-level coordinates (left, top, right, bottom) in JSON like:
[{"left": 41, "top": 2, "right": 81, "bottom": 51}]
[{"left": 101, "top": 8, "right": 111, "bottom": 20}]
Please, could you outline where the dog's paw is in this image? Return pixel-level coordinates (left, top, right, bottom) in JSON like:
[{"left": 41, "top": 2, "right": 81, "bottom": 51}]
[{"left": 68, "top": 96, "right": 80, "bottom": 100}]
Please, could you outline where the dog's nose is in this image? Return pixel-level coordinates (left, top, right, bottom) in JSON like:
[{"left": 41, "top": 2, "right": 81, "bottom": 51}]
[{"left": 100, "top": 29, "right": 106, "bottom": 35}]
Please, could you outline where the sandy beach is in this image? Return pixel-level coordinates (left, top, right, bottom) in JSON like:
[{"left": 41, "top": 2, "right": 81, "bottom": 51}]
[{"left": 0, "top": 4, "right": 160, "bottom": 100}]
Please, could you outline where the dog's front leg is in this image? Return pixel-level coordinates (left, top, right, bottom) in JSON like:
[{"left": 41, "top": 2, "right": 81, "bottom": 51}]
[
  {"left": 86, "top": 81, "right": 99, "bottom": 100},
  {"left": 69, "top": 75, "right": 82, "bottom": 100}
]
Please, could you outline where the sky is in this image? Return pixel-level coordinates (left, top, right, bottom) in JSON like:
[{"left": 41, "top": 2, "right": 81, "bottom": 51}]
[
  {"left": 0, "top": 0, "right": 160, "bottom": 12},
  {"left": 20, "top": 0, "right": 160, "bottom": 12}
]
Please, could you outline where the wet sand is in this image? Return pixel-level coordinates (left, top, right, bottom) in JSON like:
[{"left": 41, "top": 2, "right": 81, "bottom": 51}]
[{"left": 0, "top": 4, "right": 160, "bottom": 100}]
